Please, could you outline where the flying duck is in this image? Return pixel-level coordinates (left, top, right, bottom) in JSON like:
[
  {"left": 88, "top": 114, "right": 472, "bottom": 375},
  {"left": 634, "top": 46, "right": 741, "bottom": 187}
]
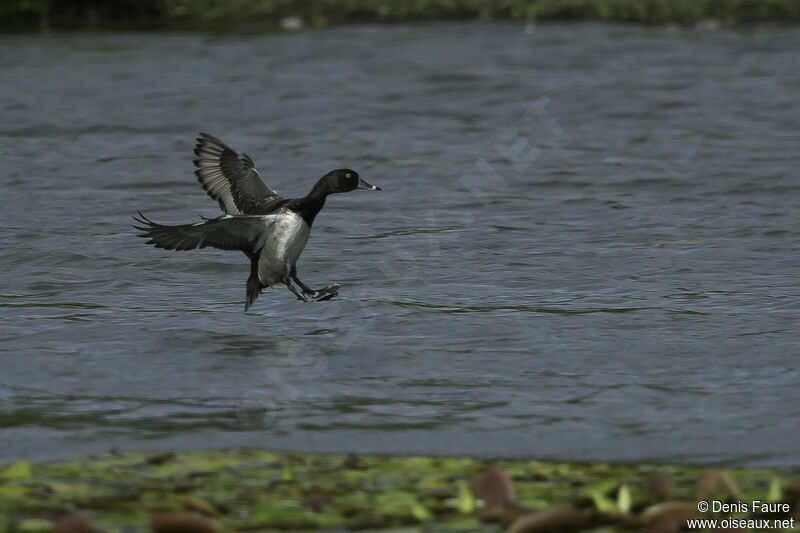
[{"left": 133, "top": 133, "right": 381, "bottom": 310}]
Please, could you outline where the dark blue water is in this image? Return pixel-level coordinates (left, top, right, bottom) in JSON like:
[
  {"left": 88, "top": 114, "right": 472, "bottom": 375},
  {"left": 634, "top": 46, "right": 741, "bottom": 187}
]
[{"left": 1, "top": 23, "right": 799, "bottom": 466}]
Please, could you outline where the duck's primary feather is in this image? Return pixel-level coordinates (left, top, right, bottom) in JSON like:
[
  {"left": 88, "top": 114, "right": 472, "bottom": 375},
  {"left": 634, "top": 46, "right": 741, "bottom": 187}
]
[{"left": 193, "top": 133, "right": 282, "bottom": 215}]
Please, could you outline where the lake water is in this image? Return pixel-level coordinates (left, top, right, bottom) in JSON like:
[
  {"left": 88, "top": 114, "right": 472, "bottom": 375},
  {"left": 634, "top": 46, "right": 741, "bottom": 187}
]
[{"left": 1, "top": 22, "right": 799, "bottom": 466}]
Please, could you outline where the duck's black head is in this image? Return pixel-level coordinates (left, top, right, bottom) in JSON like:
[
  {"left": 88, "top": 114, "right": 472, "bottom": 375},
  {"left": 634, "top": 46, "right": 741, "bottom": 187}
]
[
  {"left": 293, "top": 169, "right": 381, "bottom": 227},
  {"left": 318, "top": 169, "right": 381, "bottom": 194}
]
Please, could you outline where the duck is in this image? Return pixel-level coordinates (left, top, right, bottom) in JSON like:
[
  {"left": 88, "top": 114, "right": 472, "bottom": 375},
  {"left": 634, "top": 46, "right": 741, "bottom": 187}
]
[{"left": 133, "top": 132, "right": 381, "bottom": 310}]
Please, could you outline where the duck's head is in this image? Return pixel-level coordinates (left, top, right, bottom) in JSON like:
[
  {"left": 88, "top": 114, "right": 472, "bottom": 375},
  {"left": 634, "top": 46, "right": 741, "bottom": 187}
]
[{"left": 321, "top": 169, "right": 381, "bottom": 194}]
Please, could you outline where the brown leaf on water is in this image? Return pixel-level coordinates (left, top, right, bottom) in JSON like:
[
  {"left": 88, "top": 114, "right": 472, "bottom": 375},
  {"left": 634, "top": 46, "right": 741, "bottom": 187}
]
[
  {"left": 506, "top": 506, "right": 591, "bottom": 533},
  {"left": 696, "top": 470, "right": 742, "bottom": 501},
  {"left": 593, "top": 510, "right": 645, "bottom": 529},
  {"left": 51, "top": 514, "right": 95, "bottom": 533},
  {"left": 506, "top": 503, "right": 643, "bottom": 533},
  {"left": 150, "top": 512, "right": 223, "bottom": 533},
  {"left": 783, "top": 479, "right": 800, "bottom": 509},
  {"left": 646, "top": 472, "right": 672, "bottom": 501},
  {"left": 478, "top": 501, "right": 529, "bottom": 526},
  {"left": 470, "top": 467, "right": 517, "bottom": 508},
  {"left": 643, "top": 501, "right": 701, "bottom": 533}
]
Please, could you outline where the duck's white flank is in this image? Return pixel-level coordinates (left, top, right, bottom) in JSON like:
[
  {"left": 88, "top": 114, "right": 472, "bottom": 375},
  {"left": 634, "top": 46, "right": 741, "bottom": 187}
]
[{"left": 257, "top": 210, "right": 311, "bottom": 287}]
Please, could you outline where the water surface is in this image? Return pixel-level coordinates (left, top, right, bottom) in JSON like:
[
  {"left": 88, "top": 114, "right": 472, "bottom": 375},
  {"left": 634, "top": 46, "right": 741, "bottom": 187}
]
[{"left": 1, "top": 23, "right": 799, "bottom": 465}]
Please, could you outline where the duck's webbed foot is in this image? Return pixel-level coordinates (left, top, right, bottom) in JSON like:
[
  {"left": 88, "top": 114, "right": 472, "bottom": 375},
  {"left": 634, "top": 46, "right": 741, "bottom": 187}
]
[
  {"left": 291, "top": 270, "right": 341, "bottom": 302},
  {"left": 307, "top": 283, "right": 341, "bottom": 302}
]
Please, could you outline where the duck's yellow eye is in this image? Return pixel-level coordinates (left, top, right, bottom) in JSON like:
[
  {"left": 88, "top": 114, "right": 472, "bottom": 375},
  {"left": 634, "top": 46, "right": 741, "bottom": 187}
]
[{"left": 345, "top": 172, "right": 352, "bottom": 179}]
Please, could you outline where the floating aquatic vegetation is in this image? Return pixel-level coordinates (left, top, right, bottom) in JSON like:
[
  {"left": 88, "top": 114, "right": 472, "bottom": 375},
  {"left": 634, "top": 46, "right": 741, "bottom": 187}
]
[{"left": 0, "top": 450, "right": 798, "bottom": 532}]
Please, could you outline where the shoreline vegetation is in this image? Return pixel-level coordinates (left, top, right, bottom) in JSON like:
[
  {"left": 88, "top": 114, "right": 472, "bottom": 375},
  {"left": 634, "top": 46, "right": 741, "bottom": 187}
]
[
  {"left": 1, "top": 449, "right": 799, "bottom": 532},
  {"left": 2, "top": 0, "right": 800, "bottom": 32}
]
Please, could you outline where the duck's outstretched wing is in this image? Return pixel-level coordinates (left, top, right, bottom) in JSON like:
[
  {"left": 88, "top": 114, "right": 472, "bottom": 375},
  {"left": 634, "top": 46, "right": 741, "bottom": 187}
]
[
  {"left": 193, "top": 133, "right": 283, "bottom": 215},
  {"left": 133, "top": 212, "right": 267, "bottom": 253}
]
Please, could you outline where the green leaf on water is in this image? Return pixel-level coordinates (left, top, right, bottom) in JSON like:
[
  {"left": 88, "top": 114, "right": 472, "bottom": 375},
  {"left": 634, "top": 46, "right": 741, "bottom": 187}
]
[
  {"left": 0, "top": 485, "right": 30, "bottom": 498},
  {"left": 0, "top": 460, "right": 32, "bottom": 480},
  {"left": 617, "top": 484, "right": 631, "bottom": 513},
  {"left": 590, "top": 490, "right": 618, "bottom": 512},
  {"left": 767, "top": 477, "right": 782, "bottom": 502},
  {"left": 410, "top": 500, "right": 433, "bottom": 522},
  {"left": 456, "top": 481, "right": 475, "bottom": 514},
  {"left": 249, "top": 498, "right": 315, "bottom": 528},
  {"left": 14, "top": 519, "right": 53, "bottom": 533},
  {"left": 586, "top": 480, "right": 618, "bottom": 512},
  {"left": 375, "top": 490, "right": 425, "bottom": 518}
]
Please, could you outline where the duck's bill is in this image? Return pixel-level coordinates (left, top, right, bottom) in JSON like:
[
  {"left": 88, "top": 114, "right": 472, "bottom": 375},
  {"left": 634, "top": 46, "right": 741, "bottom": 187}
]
[{"left": 357, "top": 178, "right": 382, "bottom": 191}]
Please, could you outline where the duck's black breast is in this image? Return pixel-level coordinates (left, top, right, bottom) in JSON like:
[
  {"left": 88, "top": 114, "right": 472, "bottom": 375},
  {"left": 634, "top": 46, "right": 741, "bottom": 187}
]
[{"left": 280, "top": 196, "right": 326, "bottom": 228}]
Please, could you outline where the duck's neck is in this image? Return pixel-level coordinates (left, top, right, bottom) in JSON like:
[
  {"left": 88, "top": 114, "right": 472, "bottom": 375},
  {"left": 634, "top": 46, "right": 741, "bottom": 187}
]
[{"left": 292, "top": 178, "right": 329, "bottom": 227}]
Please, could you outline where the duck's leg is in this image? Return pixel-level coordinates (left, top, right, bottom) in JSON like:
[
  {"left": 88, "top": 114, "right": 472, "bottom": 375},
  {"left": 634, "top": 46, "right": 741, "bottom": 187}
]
[
  {"left": 291, "top": 268, "right": 340, "bottom": 301},
  {"left": 291, "top": 272, "right": 315, "bottom": 295},
  {"left": 285, "top": 281, "right": 308, "bottom": 302}
]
